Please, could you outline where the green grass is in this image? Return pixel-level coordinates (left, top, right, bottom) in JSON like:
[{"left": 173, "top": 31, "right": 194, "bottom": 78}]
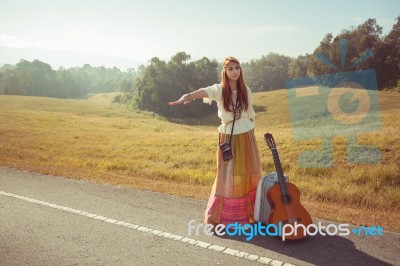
[{"left": 0, "top": 90, "right": 399, "bottom": 231}]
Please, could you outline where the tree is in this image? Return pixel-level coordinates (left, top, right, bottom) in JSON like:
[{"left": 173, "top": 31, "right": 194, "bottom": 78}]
[
  {"left": 242, "top": 53, "right": 292, "bottom": 91},
  {"left": 307, "top": 33, "right": 336, "bottom": 76},
  {"left": 288, "top": 55, "right": 310, "bottom": 78},
  {"left": 55, "top": 68, "right": 82, "bottom": 98},
  {"left": 373, "top": 16, "right": 400, "bottom": 89},
  {"left": 133, "top": 53, "right": 218, "bottom": 118},
  {"left": 0, "top": 69, "right": 28, "bottom": 95},
  {"left": 13, "top": 59, "right": 56, "bottom": 96},
  {"left": 307, "top": 18, "right": 390, "bottom": 89}
]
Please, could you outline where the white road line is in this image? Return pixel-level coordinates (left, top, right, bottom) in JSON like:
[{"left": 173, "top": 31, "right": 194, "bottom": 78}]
[{"left": 0, "top": 190, "right": 295, "bottom": 266}]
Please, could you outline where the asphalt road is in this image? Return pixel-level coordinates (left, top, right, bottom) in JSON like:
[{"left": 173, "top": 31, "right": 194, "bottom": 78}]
[{"left": 0, "top": 167, "right": 399, "bottom": 266}]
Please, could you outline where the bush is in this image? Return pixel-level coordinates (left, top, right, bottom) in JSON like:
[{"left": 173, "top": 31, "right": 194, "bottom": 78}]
[{"left": 112, "top": 94, "right": 122, "bottom": 103}]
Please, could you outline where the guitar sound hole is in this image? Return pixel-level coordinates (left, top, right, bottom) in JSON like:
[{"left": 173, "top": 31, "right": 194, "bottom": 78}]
[{"left": 282, "top": 195, "right": 291, "bottom": 204}]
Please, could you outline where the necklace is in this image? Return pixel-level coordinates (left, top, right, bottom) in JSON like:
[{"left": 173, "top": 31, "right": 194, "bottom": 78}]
[{"left": 232, "top": 94, "right": 241, "bottom": 120}]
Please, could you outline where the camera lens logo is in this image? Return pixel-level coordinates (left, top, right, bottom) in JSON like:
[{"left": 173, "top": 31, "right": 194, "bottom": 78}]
[{"left": 286, "top": 39, "right": 381, "bottom": 168}]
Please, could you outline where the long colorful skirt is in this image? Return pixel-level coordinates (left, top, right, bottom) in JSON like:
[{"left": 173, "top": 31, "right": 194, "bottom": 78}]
[{"left": 204, "top": 129, "right": 262, "bottom": 225}]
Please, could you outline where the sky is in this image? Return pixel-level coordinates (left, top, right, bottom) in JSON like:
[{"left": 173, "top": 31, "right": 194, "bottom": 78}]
[{"left": 0, "top": 0, "right": 399, "bottom": 68}]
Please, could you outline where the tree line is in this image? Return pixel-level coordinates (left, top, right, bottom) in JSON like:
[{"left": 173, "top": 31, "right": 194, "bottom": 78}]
[
  {"left": 129, "top": 17, "right": 399, "bottom": 118},
  {"left": 242, "top": 18, "right": 400, "bottom": 91},
  {"left": 0, "top": 60, "right": 137, "bottom": 98},
  {"left": 1, "top": 17, "right": 399, "bottom": 119}
]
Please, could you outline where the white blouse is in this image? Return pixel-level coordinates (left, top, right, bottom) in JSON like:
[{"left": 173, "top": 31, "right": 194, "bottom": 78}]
[{"left": 201, "top": 84, "right": 256, "bottom": 135}]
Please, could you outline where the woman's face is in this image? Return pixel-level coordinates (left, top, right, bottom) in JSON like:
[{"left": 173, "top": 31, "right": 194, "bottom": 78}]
[{"left": 225, "top": 62, "right": 241, "bottom": 81}]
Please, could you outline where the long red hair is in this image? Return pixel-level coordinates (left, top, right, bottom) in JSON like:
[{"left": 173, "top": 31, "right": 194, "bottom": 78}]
[{"left": 221, "top": 57, "right": 249, "bottom": 112}]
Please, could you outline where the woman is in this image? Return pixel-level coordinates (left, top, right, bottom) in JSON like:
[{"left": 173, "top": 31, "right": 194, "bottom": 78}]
[{"left": 168, "top": 57, "right": 262, "bottom": 226}]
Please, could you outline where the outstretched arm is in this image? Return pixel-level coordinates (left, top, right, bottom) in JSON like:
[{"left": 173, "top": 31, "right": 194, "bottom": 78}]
[{"left": 168, "top": 89, "right": 208, "bottom": 106}]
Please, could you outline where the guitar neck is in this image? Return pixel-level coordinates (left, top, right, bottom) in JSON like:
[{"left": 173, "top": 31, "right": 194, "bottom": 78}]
[{"left": 270, "top": 148, "right": 289, "bottom": 197}]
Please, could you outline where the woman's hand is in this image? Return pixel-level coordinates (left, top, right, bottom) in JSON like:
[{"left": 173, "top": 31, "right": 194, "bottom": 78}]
[{"left": 168, "top": 93, "right": 192, "bottom": 106}]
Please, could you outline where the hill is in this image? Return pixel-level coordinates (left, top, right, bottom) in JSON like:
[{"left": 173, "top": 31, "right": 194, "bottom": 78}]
[{"left": 0, "top": 89, "right": 399, "bottom": 231}]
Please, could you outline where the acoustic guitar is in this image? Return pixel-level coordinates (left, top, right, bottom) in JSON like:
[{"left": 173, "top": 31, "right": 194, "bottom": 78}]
[{"left": 264, "top": 133, "right": 312, "bottom": 240}]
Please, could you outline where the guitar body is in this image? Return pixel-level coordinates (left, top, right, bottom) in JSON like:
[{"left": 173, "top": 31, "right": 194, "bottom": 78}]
[
  {"left": 267, "top": 182, "right": 312, "bottom": 240},
  {"left": 263, "top": 132, "right": 313, "bottom": 241}
]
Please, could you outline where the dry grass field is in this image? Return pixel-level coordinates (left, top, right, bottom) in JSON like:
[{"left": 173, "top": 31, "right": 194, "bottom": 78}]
[{"left": 1, "top": 89, "right": 399, "bottom": 231}]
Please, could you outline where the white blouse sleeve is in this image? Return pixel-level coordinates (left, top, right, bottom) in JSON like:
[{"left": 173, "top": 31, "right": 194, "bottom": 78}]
[
  {"left": 247, "top": 86, "right": 256, "bottom": 120},
  {"left": 201, "top": 84, "right": 222, "bottom": 105}
]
